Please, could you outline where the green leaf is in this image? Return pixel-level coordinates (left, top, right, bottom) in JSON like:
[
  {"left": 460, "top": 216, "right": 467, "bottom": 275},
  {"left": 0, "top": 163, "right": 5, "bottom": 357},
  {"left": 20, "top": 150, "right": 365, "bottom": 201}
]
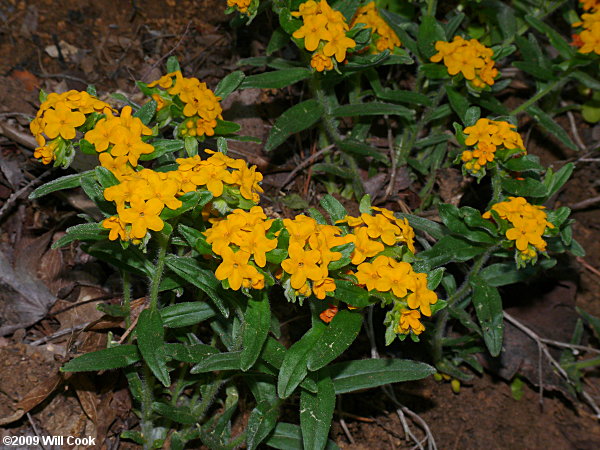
[
  {"left": 338, "top": 139, "right": 389, "bottom": 164},
  {"left": 265, "top": 99, "right": 323, "bottom": 151},
  {"left": 320, "top": 194, "right": 348, "bottom": 223},
  {"left": 265, "top": 423, "right": 339, "bottom": 450},
  {"left": 139, "top": 139, "right": 184, "bottom": 161},
  {"left": 61, "top": 345, "right": 140, "bottom": 372},
  {"left": 184, "top": 135, "right": 198, "bottom": 156},
  {"left": 240, "top": 68, "right": 311, "bottom": 89},
  {"left": 152, "top": 402, "right": 196, "bottom": 424},
  {"left": 524, "top": 15, "right": 574, "bottom": 59},
  {"left": 133, "top": 99, "right": 156, "bottom": 125},
  {"left": 396, "top": 213, "right": 447, "bottom": 240},
  {"left": 576, "top": 307, "right": 600, "bottom": 340},
  {"left": 165, "top": 343, "right": 219, "bottom": 363},
  {"left": 52, "top": 223, "right": 108, "bottom": 249},
  {"left": 213, "top": 119, "right": 241, "bottom": 135},
  {"left": 527, "top": 106, "right": 578, "bottom": 151},
  {"left": 470, "top": 276, "right": 504, "bottom": 357},
  {"left": 300, "top": 373, "right": 336, "bottom": 450},
  {"left": 307, "top": 310, "right": 363, "bottom": 371},
  {"left": 246, "top": 400, "right": 280, "bottom": 450},
  {"left": 501, "top": 177, "right": 547, "bottom": 197},
  {"left": 29, "top": 170, "right": 94, "bottom": 199},
  {"left": 445, "top": 85, "right": 469, "bottom": 124},
  {"left": 375, "top": 89, "right": 432, "bottom": 106},
  {"left": 278, "top": 322, "right": 326, "bottom": 398},
  {"left": 418, "top": 235, "right": 488, "bottom": 268},
  {"left": 332, "top": 102, "right": 414, "bottom": 120},
  {"left": 333, "top": 279, "right": 372, "bottom": 307},
  {"left": 330, "top": 359, "right": 435, "bottom": 394},
  {"left": 502, "top": 154, "right": 543, "bottom": 172},
  {"left": 417, "top": 15, "right": 445, "bottom": 59},
  {"left": 164, "top": 255, "right": 230, "bottom": 317},
  {"left": 190, "top": 351, "right": 242, "bottom": 373},
  {"left": 241, "top": 291, "right": 271, "bottom": 371},
  {"left": 160, "top": 302, "right": 217, "bottom": 328},
  {"left": 214, "top": 70, "right": 245, "bottom": 100},
  {"left": 166, "top": 56, "right": 181, "bottom": 73},
  {"left": 479, "top": 259, "right": 556, "bottom": 287},
  {"left": 160, "top": 190, "right": 213, "bottom": 220},
  {"left": 137, "top": 308, "right": 170, "bottom": 387},
  {"left": 267, "top": 27, "right": 291, "bottom": 55},
  {"left": 543, "top": 162, "right": 573, "bottom": 200},
  {"left": 497, "top": 4, "right": 516, "bottom": 41},
  {"left": 95, "top": 166, "right": 119, "bottom": 189}
]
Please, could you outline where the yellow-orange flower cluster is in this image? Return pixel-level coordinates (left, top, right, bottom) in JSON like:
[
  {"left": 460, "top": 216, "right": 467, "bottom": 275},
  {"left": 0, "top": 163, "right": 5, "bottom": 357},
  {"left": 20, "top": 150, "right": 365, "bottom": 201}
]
[
  {"left": 430, "top": 36, "right": 498, "bottom": 88},
  {"left": 205, "top": 207, "right": 275, "bottom": 290},
  {"left": 460, "top": 118, "right": 525, "bottom": 176},
  {"left": 572, "top": 3, "right": 600, "bottom": 55},
  {"left": 281, "top": 215, "right": 353, "bottom": 299},
  {"left": 226, "top": 0, "right": 252, "bottom": 14},
  {"left": 338, "top": 206, "right": 416, "bottom": 262},
  {"left": 354, "top": 255, "right": 436, "bottom": 335},
  {"left": 483, "top": 197, "right": 554, "bottom": 263},
  {"left": 148, "top": 71, "right": 223, "bottom": 137},
  {"left": 176, "top": 151, "right": 263, "bottom": 202},
  {"left": 351, "top": 2, "right": 401, "bottom": 53},
  {"left": 30, "top": 90, "right": 113, "bottom": 164},
  {"left": 85, "top": 105, "right": 154, "bottom": 173},
  {"left": 292, "top": 0, "right": 356, "bottom": 72},
  {"left": 101, "top": 150, "right": 264, "bottom": 242}
]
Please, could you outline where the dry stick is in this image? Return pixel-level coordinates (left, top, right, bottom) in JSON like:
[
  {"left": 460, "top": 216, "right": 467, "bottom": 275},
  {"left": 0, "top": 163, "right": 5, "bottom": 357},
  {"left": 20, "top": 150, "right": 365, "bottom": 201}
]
[
  {"left": 27, "top": 412, "right": 47, "bottom": 450},
  {"left": 0, "top": 170, "right": 53, "bottom": 223},
  {"left": 382, "top": 115, "right": 396, "bottom": 203},
  {"left": 578, "top": 256, "right": 600, "bottom": 279},
  {"left": 366, "top": 307, "right": 437, "bottom": 450},
  {"left": 278, "top": 144, "right": 334, "bottom": 190},
  {"left": 30, "top": 323, "right": 89, "bottom": 346},
  {"left": 142, "top": 21, "right": 192, "bottom": 81},
  {"left": 337, "top": 395, "right": 356, "bottom": 445},
  {"left": 569, "top": 195, "right": 600, "bottom": 212},
  {"left": 561, "top": 101, "right": 587, "bottom": 151},
  {"left": 503, "top": 311, "right": 600, "bottom": 419}
]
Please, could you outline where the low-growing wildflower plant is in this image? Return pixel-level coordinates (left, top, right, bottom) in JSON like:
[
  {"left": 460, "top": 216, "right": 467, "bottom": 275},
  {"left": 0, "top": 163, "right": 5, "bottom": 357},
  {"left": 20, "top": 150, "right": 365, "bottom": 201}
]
[{"left": 26, "top": 0, "right": 597, "bottom": 438}]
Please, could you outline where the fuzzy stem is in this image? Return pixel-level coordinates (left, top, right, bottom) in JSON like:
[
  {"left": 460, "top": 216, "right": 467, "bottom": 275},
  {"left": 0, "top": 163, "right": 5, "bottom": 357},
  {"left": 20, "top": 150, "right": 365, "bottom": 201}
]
[
  {"left": 510, "top": 75, "right": 570, "bottom": 116},
  {"left": 140, "top": 364, "right": 156, "bottom": 450},
  {"left": 431, "top": 246, "right": 497, "bottom": 363},
  {"left": 149, "top": 231, "right": 170, "bottom": 311}
]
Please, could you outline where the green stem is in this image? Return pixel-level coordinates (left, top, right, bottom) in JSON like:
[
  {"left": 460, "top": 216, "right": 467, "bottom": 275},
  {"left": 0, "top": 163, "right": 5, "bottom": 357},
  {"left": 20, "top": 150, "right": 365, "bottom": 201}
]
[
  {"left": 489, "top": 169, "right": 503, "bottom": 208},
  {"left": 431, "top": 246, "right": 497, "bottom": 363},
  {"left": 149, "top": 231, "right": 170, "bottom": 311},
  {"left": 122, "top": 271, "right": 131, "bottom": 329},
  {"left": 510, "top": 75, "right": 570, "bottom": 116},
  {"left": 140, "top": 364, "right": 156, "bottom": 450}
]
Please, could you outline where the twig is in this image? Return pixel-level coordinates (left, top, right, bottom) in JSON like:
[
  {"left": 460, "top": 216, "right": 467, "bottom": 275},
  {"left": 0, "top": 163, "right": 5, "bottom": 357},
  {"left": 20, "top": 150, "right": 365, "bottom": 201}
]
[
  {"left": 29, "top": 323, "right": 88, "bottom": 346},
  {"left": 36, "top": 73, "right": 89, "bottom": 84},
  {"left": 27, "top": 412, "right": 47, "bottom": 450},
  {"left": 540, "top": 338, "right": 600, "bottom": 355},
  {"left": 278, "top": 144, "right": 334, "bottom": 190},
  {"left": 577, "top": 257, "right": 600, "bottom": 279},
  {"left": 366, "top": 306, "right": 437, "bottom": 450},
  {"left": 561, "top": 101, "right": 587, "bottom": 151},
  {"left": 0, "top": 170, "right": 53, "bottom": 223},
  {"left": 0, "top": 121, "right": 37, "bottom": 149},
  {"left": 336, "top": 395, "right": 356, "bottom": 444},
  {"left": 569, "top": 195, "right": 600, "bottom": 212},
  {"left": 382, "top": 116, "right": 397, "bottom": 203},
  {"left": 142, "top": 21, "right": 192, "bottom": 81},
  {"left": 503, "top": 311, "right": 600, "bottom": 419}
]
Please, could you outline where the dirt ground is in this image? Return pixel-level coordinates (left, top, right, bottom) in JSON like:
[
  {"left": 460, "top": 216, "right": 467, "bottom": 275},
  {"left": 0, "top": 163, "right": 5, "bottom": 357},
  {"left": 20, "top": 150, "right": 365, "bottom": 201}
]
[{"left": 1, "top": 0, "right": 600, "bottom": 448}]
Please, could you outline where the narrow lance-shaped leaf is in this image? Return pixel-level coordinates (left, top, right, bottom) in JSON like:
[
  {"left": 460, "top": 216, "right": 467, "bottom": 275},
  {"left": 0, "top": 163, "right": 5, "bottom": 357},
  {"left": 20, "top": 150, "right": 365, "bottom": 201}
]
[
  {"left": 265, "top": 99, "right": 323, "bottom": 151},
  {"left": 300, "top": 372, "right": 336, "bottom": 450},
  {"left": 62, "top": 345, "right": 140, "bottom": 372},
  {"left": 136, "top": 308, "right": 171, "bottom": 387},
  {"left": 277, "top": 322, "right": 327, "bottom": 398},
  {"left": 470, "top": 275, "right": 504, "bottom": 357},
  {"left": 246, "top": 400, "right": 280, "bottom": 450},
  {"left": 307, "top": 309, "right": 363, "bottom": 371},
  {"left": 241, "top": 291, "right": 271, "bottom": 371}
]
